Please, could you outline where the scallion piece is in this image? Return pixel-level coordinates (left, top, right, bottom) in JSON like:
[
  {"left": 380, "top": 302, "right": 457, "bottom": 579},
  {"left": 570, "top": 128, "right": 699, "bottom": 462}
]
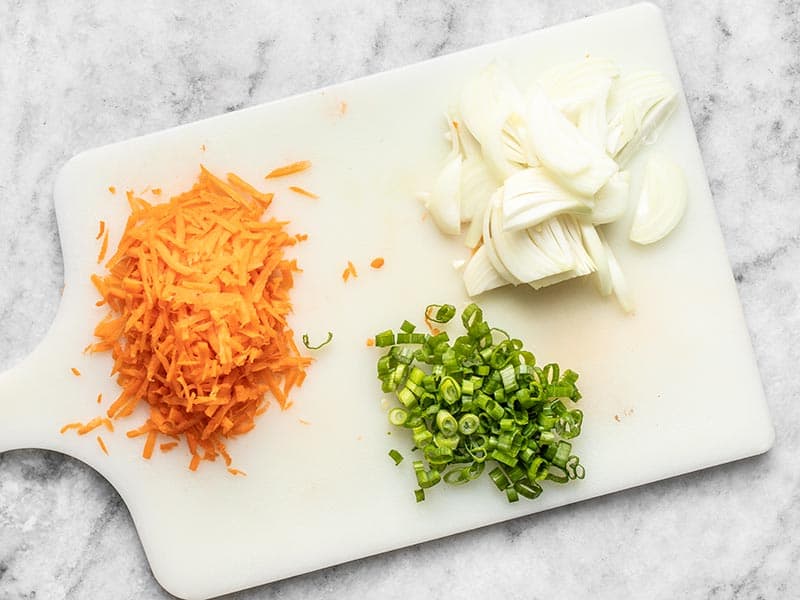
[
  {"left": 388, "top": 449, "right": 404, "bottom": 465},
  {"left": 301, "top": 331, "right": 333, "bottom": 350}
]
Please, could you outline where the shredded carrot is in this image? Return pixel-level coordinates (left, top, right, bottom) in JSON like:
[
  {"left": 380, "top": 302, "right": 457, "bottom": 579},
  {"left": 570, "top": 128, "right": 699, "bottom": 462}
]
[
  {"left": 97, "top": 393, "right": 103, "bottom": 404},
  {"left": 227, "top": 468, "right": 247, "bottom": 476},
  {"left": 86, "top": 166, "right": 311, "bottom": 471},
  {"left": 71, "top": 367, "right": 81, "bottom": 377},
  {"left": 288, "top": 186, "right": 319, "bottom": 199},
  {"left": 108, "top": 186, "right": 116, "bottom": 194},
  {"left": 97, "top": 228, "right": 109, "bottom": 264},
  {"left": 160, "top": 442, "right": 178, "bottom": 452},
  {"left": 97, "top": 436, "right": 109, "bottom": 455},
  {"left": 60, "top": 422, "right": 83, "bottom": 434},
  {"left": 342, "top": 260, "right": 358, "bottom": 281},
  {"left": 295, "top": 233, "right": 308, "bottom": 242},
  {"left": 151, "top": 188, "right": 162, "bottom": 195},
  {"left": 366, "top": 337, "right": 374, "bottom": 347},
  {"left": 77, "top": 417, "right": 104, "bottom": 435},
  {"left": 370, "top": 257, "right": 385, "bottom": 269},
  {"left": 265, "top": 160, "right": 311, "bottom": 179},
  {"left": 96, "top": 220, "right": 106, "bottom": 240},
  {"left": 339, "top": 101, "right": 348, "bottom": 115}
]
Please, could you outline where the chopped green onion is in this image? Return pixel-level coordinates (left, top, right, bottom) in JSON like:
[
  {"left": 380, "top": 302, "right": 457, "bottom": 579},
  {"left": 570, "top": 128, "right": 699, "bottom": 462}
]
[
  {"left": 425, "top": 303, "right": 457, "bottom": 323},
  {"left": 388, "top": 449, "right": 404, "bottom": 465},
  {"left": 372, "top": 302, "right": 585, "bottom": 502},
  {"left": 301, "top": 331, "right": 333, "bottom": 350}
]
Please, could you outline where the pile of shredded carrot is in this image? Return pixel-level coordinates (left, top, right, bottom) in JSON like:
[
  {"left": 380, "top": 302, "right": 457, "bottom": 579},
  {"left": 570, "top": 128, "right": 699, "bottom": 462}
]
[{"left": 87, "top": 165, "right": 310, "bottom": 471}]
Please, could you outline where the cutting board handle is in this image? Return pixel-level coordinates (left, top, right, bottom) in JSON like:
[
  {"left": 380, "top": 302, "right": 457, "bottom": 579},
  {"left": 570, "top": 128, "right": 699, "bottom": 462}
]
[{"left": 0, "top": 332, "right": 66, "bottom": 452}]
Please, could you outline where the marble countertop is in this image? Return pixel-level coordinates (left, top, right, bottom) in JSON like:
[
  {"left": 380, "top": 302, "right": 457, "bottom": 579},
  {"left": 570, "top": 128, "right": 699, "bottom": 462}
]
[{"left": 1, "top": 1, "right": 798, "bottom": 598}]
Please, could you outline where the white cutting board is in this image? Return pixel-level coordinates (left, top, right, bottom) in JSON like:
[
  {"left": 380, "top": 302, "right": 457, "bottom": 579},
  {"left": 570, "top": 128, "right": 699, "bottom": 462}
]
[{"left": 0, "top": 4, "right": 773, "bottom": 599}]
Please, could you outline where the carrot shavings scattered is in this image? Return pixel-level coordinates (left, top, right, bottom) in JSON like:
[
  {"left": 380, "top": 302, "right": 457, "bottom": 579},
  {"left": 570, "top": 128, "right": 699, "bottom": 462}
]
[
  {"left": 97, "top": 393, "right": 103, "bottom": 404},
  {"left": 151, "top": 188, "right": 161, "bottom": 195},
  {"left": 160, "top": 442, "right": 178, "bottom": 452},
  {"left": 370, "top": 257, "right": 385, "bottom": 269},
  {"left": 108, "top": 186, "right": 116, "bottom": 194},
  {"left": 96, "top": 220, "right": 106, "bottom": 240},
  {"left": 366, "top": 337, "right": 375, "bottom": 347},
  {"left": 295, "top": 234, "right": 308, "bottom": 242},
  {"left": 342, "top": 260, "right": 358, "bottom": 282},
  {"left": 97, "top": 436, "right": 109, "bottom": 455},
  {"left": 97, "top": 228, "right": 109, "bottom": 264},
  {"left": 288, "top": 186, "right": 319, "bottom": 199},
  {"left": 60, "top": 422, "right": 83, "bottom": 434},
  {"left": 71, "top": 367, "right": 82, "bottom": 377},
  {"left": 227, "top": 468, "right": 247, "bottom": 476},
  {"left": 265, "top": 160, "right": 311, "bottom": 179},
  {"left": 86, "top": 166, "right": 311, "bottom": 472}
]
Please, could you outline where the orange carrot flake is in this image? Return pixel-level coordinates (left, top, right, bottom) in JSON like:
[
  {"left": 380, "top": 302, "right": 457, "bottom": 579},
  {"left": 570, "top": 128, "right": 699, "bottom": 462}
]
[
  {"left": 97, "top": 436, "right": 109, "bottom": 455},
  {"left": 288, "top": 186, "right": 319, "bottom": 199},
  {"left": 86, "top": 166, "right": 311, "bottom": 471},
  {"left": 160, "top": 442, "right": 178, "bottom": 453},
  {"left": 97, "top": 393, "right": 103, "bottom": 404},
  {"left": 265, "top": 160, "right": 311, "bottom": 179},
  {"left": 96, "top": 220, "right": 106, "bottom": 240},
  {"left": 108, "top": 186, "right": 116, "bottom": 194},
  {"left": 227, "top": 468, "right": 247, "bottom": 476},
  {"left": 151, "top": 188, "right": 161, "bottom": 195},
  {"left": 370, "top": 257, "right": 385, "bottom": 269},
  {"left": 71, "top": 367, "right": 81, "bottom": 377},
  {"left": 97, "top": 228, "right": 109, "bottom": 264}
]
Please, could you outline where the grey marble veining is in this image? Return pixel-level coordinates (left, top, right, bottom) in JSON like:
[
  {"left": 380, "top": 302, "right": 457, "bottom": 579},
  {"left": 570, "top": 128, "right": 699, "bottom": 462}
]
[{"left": 1, "top": 1, "right": 799, "bottom": 598}]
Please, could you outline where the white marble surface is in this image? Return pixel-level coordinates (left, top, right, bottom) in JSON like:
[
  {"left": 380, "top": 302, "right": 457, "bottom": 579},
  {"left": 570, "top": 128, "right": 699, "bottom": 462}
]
[{"left": 0, "top": 1, "right": 798, "bottom": 598}]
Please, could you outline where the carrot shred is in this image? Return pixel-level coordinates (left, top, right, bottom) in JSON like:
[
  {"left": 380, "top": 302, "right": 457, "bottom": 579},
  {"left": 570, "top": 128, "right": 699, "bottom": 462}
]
[
  {"left": 86, "top": 167, "right": 310, "bottom": 471},
  {"left": 108, "top": 186, "right": 116, "bottom": 194},
  {"left": 97, "top": 393, "right": 103, "bottom": 404},
  {"left": 288, "top": 186, "right": 319, "bottom": 199},
  {"left": 370, "top": 257, "right": 385, "bottom": 269},
  {"left": 96, "top": 220, "right": 106, "bottom": 240},
  {"left": 97, "top": 436, "right": 109, "bottom": 455},
  {"left": 227, "top": 468, "right": 247, "bottom": 476},
  {"left": 265, "top": 160, "right": 311, "bottom": 179},
  {"left": 97, "top": 228, "right": 110, "bottom": 264},
  {"left": 71, "top": 367, "right": 81, "bottom": 377},
  {"left": 347, "top": 260, "right": 358, "bottom": 278},
  {"left": 151, "top": 188, "right": 162, "bottom": 195},
  {"left": 366, "top": 338, "right": 375, "bottom": 347},
  {"left": 60, "top": 422, "right": 83, "bottom": 434}
]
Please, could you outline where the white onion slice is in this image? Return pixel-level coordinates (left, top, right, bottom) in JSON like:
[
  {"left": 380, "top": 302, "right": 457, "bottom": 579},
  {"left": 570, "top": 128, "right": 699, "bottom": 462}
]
[
  {"left": 463, "top": 244, "right": 507, "bottom": 296},
  {"left": 537, "top": 57, "right": 620, "bottom": 118},
  {"left": 606, "top": 70, "right": 677, "bottom": 166},
  {"left": 460, "top": 64, "right": 526, "bottom": 180},
  {"left": 579, "top": 221, "right": 611, "bottom": 296},
  {"left": 630, "top": 154, "right": 687, "bottom": 245},
  {"left": 592, "top": 170, "right": 630, "bottom": 225},
  {"left": 482, "top": 190, "right": 521, "bottom": 284},
  {"left": 502, "top": 168, "right": 592, "bottom": 231},
  {"left": 527, "top": 84, "right": 618, "bottom": 196},
  {"left": 425, "top": 153, "right": 462, "bottom": 235},
  {"left": 598, "top": 229, "right": 634, "bottom": 313}
]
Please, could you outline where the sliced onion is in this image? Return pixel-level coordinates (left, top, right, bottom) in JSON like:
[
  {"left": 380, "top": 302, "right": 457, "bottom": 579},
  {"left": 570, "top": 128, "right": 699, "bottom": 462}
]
[
  {"left": 425, "top": 153, "right": 462, "bottom": 235},
  {"left": 527, "top": 84, "right": 618, "bottom": 196},
  {"left": 460, "top": 64, "right": 526, "bottom": 180},
  {"left": 578, "top": 221, "right": 611, "bottom": 296},
  {"left": 482, "top": 190, "right": 520, "bottom": 284},
  {"left": 606, "top": 70, "right": 677, "bottom": 166},
  {"left": 502, "top": 168, "right": 592, "bottom": 231},
  {"left": 488, "top": 194, "right": 570, "bottom": 284},
  {"left": 460, "top": 155, "right": 497, "bottom": 223},
  {"left": 526, "top": 217, "right": 594, "bottom": 290},
  {"left": 592, "top": 170, "right": 630, "bottom": 225},
  {"left": 598, "top": 229, "right": 634, "bottom": 313},
  {"left": 463, "top": 244, "right": 507, "bottom": 296},
  {"left": 536, "top": 57, "right": 620, "bottom": 118},
  {"left": 629, "top": 153, "right": 687, "bottom": 245}
]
